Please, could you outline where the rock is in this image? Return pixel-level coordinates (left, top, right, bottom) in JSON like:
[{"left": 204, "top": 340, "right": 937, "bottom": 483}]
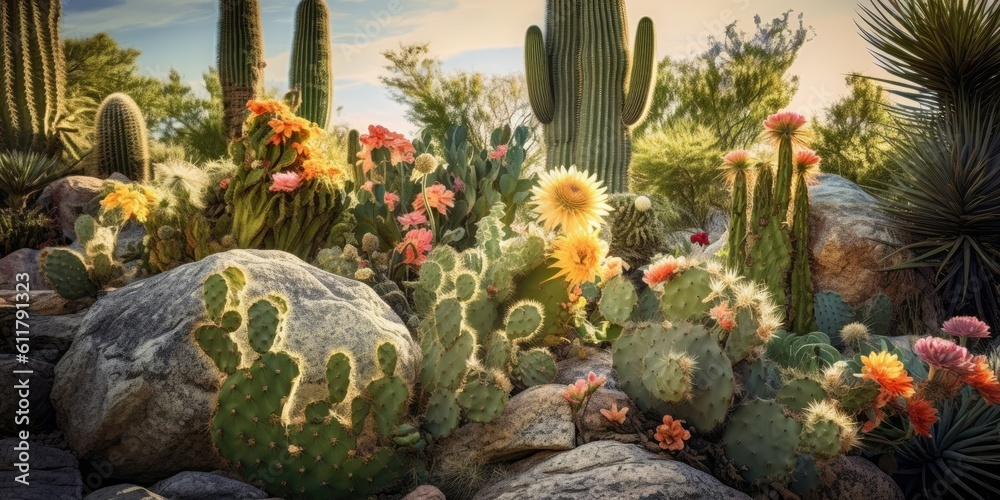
[
  {"left": 0, "top": 438, "right": 82, "bottom": 500},
  {"left": 114, "top": 222, "right": 146, "bottom": 262},
  {"left": 474, "top": 440, "right": 749, "bottom": 500},
  {"left": 435, "top": 385, "right": 575, "bottom": 474},
  {"left": 553, "top": 347, "right": 619, "bottom": 390},
  {"left": 403, "top": 485, "right": 447, "bottom": 500},
  {"left": 580, "top": 389, "right": 641, "bottom": 444},
  {"left": 808, "top": 175, "right": 942, "bottom": 334},
  {"left": 51, "top": 249, "right": 420, "bottom": 482},
  {"left": 0, "top": 291, "right": 94, "bottom": 316},
  {"left": 20, "top": 312, "right": 85, "bottom": 356},
  {"left": 0, "top": 248, "right": 49, "bottom": 291},
  {"left": 0, "top": 356, "right": 57, "bottom": 434},
  {"left": 85, "top": 485, "right": 166, "bottom": 500},
  {"left": 149, "top": 471, "right": 268, "bottom": 500},
  {"left": 804, "top": 456, "right": 903, "bottom": 500},
  {"left": 49, "top": 176, "right": 106, "bottom": 240}
]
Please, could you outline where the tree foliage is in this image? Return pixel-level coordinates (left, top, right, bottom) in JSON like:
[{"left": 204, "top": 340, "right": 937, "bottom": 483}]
[
  {"left": 379, "top": 43, "right": 536, "bottom": 152},
  {"left": 639, "top": 11, "right": 811, "bottom": 151},
  {"left": 812, "top": 73, "right": 897, "bottom": 187},
  {"left": 629, "top": 121, "right": 727, "bottom": 228}
]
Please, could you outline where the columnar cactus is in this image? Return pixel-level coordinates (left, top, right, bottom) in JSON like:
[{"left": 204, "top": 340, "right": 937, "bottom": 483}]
[
  {"left": 721, "top": 152, "right": 752, "bottom": 271},
  {"left": 524, "top": 0, "right": 656, "bottom": 192},
  {"left": 95, "top": 93, "right": 150, "bottom": 182},
  {"left": 218, "top": 0, "right": 265, "bottom": 141},
  {"left": 0, "top": 0, "right": 73, "bottom": 157},
  {"left": 347, "top": 128, "right": 361, "bottom": 182},
  {"left": 290, "top": 0, "right": 334, "bottom": 128},
  {"left": 196, "top": 267, "right": 417, "bottom": 498}
]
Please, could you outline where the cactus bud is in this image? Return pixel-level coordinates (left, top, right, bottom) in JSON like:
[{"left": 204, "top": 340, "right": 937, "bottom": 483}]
[{"left": 634, "top": 195, "right": 651, "bottom": 212}]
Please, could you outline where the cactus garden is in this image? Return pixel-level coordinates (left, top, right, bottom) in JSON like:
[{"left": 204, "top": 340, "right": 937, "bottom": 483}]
[{"left": 2, "top": 1, "right": 1000, "bottom": 499}]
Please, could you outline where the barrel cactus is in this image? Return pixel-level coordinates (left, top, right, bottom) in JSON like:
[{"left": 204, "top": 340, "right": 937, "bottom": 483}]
[
  {"left": 524, "top": 0, "right": 656, "bottom": 192},
  {"left": 95, "top": 93, "right": 150, "bottom": 182}
]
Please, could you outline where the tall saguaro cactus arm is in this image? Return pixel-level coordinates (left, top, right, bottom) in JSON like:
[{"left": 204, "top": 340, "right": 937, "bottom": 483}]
[
  {"left": 523, "top": 0, "right": 656, "bottom": 193},
  {"left": 623, "top": 17, "right": 656, "bottom": 126},
  {"left": 524, "top": 26, "right": 554, "bottom": 124},
  {"left": 217, "top": 0, "right": 265, "bottom": 141},
  {"left": 290, "top": 0, "right": 333, "bottom": 128}
]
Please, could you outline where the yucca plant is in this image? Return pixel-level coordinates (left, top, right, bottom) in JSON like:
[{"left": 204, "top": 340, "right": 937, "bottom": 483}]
[
  {"left": 860, "top": 0, "right": 1000, "bottom": 335},
  {"left": 893, "top": 385, "right": 1000, "bottom": 500},
  {"left": 0, "top": 150, "right": 73, "bottom": 210}
]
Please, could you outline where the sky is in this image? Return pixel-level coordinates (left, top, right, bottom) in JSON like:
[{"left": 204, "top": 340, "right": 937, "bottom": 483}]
[{"left": 62, "top": 0, "right": 889, "bottom": 136}]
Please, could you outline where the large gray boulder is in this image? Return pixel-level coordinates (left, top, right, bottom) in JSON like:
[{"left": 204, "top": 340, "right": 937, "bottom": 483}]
[
  {"left": 46, "top": 176, "right": 105, "bottom": 240},
  {"left": 474, "top": 440, "right": 749, "bottom": 499},
  {"left": 808, "top": 175, "right": 942, "bottom": 334},
  {"left": 51, "top": 249, "right": 420, "bottom": 482},
  {"left": 149, "top": 471, "right": 269, "bottom": 500}
]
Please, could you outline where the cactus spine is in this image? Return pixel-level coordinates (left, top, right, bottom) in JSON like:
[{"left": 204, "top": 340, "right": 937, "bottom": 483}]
[
  {"left": 290, "top": 0, "right": 333, "bottom": 128},
  {"left": 218, "top": 0, "right": 265, "bottom": 141},
  {"left": 0, "top": 0, "right": 72, "bottom": 157},
  {"left": 95, "top": 93, "right": 150, "bottom": 182},
  {"left": 525, "top": 0, "right": 656, "bottom": 192}
]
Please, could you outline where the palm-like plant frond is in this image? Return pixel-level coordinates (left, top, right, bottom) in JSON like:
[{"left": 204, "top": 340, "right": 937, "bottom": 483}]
[
  {"left": 860, "top": 0, "right": 1000, "bottom": 332},
  {"left": 0, "top": 150, "right": 73, "bottom": 210}
]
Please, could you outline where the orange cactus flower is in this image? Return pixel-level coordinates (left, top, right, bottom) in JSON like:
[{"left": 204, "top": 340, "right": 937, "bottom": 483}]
[
  {"left": 642, "top": 256, "right": 690, "bottom": 290},
  {"left": 857, "top": 351, "right": 915, "bottom": 399},
  {"left": 412, "top": 183, "right": 455, "bottom": 216},
  {"left": 906, "top": 397, "right": 938, "bottom": 438},
  {"left": 710, "top": 301, "right": 736, "bottom": 332},
  {"left": 600, "top": 403, "right": 629, "bottom": 424},
  {"left": 961, "top": 355, "right": 1000, "bottom": 404},
  {"left": 654, "top": 415, "right": 691, "bottom": 451}
]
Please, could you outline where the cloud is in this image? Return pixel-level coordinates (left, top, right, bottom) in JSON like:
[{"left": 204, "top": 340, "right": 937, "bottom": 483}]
[{"left": 62, "top": 0, "right": 216, "bottom": 35}]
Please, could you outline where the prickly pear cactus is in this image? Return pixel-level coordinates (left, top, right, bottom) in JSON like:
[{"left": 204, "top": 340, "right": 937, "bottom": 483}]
[
  {"left": 723, "top": 400, "right": 802, "bottom": 483},
  {"left": 196, "top": 266, "right": 416, "bottom": 498},
  {"left": 38, "top": 248, "right": 98, "bottom": 300}
]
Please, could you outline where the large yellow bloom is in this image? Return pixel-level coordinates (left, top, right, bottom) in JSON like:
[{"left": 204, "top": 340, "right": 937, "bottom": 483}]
[
  {"left": 857, "top": 351, "right": 915, "bottom": 399},
  {"left": 99, "top": 184, "right": 158, "bottom": 223},
  {"left": 531, "top": 165, "right": 610, "bottom": 234},
  {"left": 549, "top": 230, "right": 608, "bottom": 288}
]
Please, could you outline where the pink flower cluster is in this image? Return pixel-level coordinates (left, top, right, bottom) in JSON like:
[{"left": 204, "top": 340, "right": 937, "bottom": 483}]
[
  {"left": 358, "top": 125, "right": 416, "bottom": 173},
  {"left": 562, "top": 371, "right": 607, "bottom": 412}
]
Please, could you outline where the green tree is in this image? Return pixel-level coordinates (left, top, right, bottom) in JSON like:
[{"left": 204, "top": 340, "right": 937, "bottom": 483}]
[
  {"left": 64, "top": 33, "right": 166, "bottom": 148},
  {"left": 158, "top": 68, "right": 228, "bottom": 162},
  {"left": 629, "top": 121, "right": 727, "bottom": 228},
  {"left": 811, "top": 73, "right": 896, "bottom": 187},
  {"left": 379, "top": 43, "right": 536, "bottom": 152},
  {"left": 639, "top": 11, "right": 811, "bottom": 151}
]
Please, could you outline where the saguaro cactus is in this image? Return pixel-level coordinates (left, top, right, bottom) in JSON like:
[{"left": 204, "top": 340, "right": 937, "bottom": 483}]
[
  {"left": 217, "top": 0, "right": 265, "bottom": 141},
  {"left": 525, "top": 0, "right": 656, "bottom": 192},
  {"left": 290, "top": 0, "right": 334, "bottom": 128},
  {"left": 0, "top": 0, "right": 73, "bottom": 157},
  {"left": 95, "top": 93, "right": 150, "bottom": 182}
]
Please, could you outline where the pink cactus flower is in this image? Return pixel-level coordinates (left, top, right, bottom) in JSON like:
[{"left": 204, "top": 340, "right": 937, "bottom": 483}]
[
  {"left": 600, "top": 403, "right": 629, "bottom": 424},
  {"left": 269, "top": 171, "right": 302, "bottom": 193},
  {"left": 384, "top": 191, "right": 400, "bottom": 211},
  {"left": 913, "top": 336, "right": 977, "bottom": 377},
  {"left": 489, "top": 145, "right": 508, "bottom": 160},
  {"left": 396, "top": 228, "right": 433, "bottom": 267},
  {"left": 562, "top": 379, "right": 589, "bottom": 406},
  {"left": 219, "top": 177, "right": 231, "bottom": 190},
  {"left": 941, "top": 316, "right": 991, "bottom": 339},
  {"left": 690, "top": 232, "right": 710, "bottom": 247},
  {"left": 763, "top": 110, "right": 808, "bottom": 145},
  {"left": 587, "top": 371, "right": 607, "bottom": 391},
  {"left": 452, "top": 175, "right": 466, "bottom": 193},
  {"left": 361, "top": 180, "right": 375, "bottom": 193},
  {"left": 397, "top": 210, "right": 428, "bottom": 230},
  {"left": 723, "top": 150, "right": 752, "bottom": 167}
]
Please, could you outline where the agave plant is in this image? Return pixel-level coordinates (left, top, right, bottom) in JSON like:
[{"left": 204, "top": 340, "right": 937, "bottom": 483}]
[
  {"left": 0, "top": 150, "right": 73, "bottom": 210},
  {"left": 859, "top": 0, "right": 1000, "bottom": 334},
  {"left": 893, "top": 385, "right": 1000, "bottom": 500}
]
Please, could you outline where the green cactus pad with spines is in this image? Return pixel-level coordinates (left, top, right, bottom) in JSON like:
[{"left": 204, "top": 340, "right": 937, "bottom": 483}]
[
  {"left": 723, "top": 400, "right": 802, "bottom": 483},
  {"left": 799, "top": 417, "right": 842, "bottom": 460},
  {"left": 790, "top": 454, "right": 820, "bottom": 495},
  {"left": 462, "top": 248, "right": 488, "bottom": 275},
  {"left": 435, "top": 298, "right": 464, "bottom": 346},
  {"left": 454, "top": 271, "right": 479, "bottom": 302},
  {"left": 376, "top": 342, "right": 398, "bottom": 377},
  {"left": 859, "top": 293, "right": 892, "bottom": 337},
  {"left": 458, "top": 371, "right": 508, "bottom": 423},
  {"left": 247, "top": 298, "right": 281, "bottom": 354},
  {"left": 203, "top": 273, "right": 229, "bottom": 323},
  {"left": 505, "top": 300, "right": 545, "bottom": 342},
  {"left": 511, "top": 348, "right": 557, "bottom": 387},
  {"left": 483, "top": 331, "right": 512, "bottom": 371},
  {"left": 350, "top": 395, "right": 372, "bottom": 434},
  {"left": 417, "top": 260, "right": 445, "bottom": 294},
  {"left": 814, "top": 291, "right": 853, "bottom": 346},
  {"left": 219, "top": 311, "right": 242, "bottom": 333},
  {"left": 744, "top": 357, "right": 781, "bottom": 399},
  {"left": 325, "top": 352, "right": 351, "bottom": 404},
  {"left": 39, "top": 248, "right": 98, "bottom": 300},
  {"left": 777, "top": 378, "right": 827, "bottom": 412},
  {"left": 642, "top": 349, "right": 693, "bottom": 403},
  {"left": 426, "top": 390, "right": 461, "bottom": 438},
  {"left": 74, "top": 215, "right": 97, "bottom": 246},
  {"left": 599, "top": 275, "right": 638, "bottom": 325},
  {"left": 194, "top": 325, "right": 241, "bottom": 374},
  {"left": 464, "top": 297, "right": 499, "bottom": 344},
  {"left": 221, "top": 267, "right": 246, "bottom": 296},
  {"left": 749, "top": 216, "right": 791, "bottom": 309},
  {"left": 440, "top": 331, "right": 475, "bottom": 391},
  {"left": 658, "top": 267, "right": 713, "bottom": 321},
  {"left": 724, "top": 308, "right": 762, "bottom": 364},
  {"left": 367, "top": 375, "right": 408, "bottom": 437},
  {"left": 613, "top": 321, "right": 734, "bottom": 431},
  {"left": 427, "top": 245, "right": 458, "bottom": 273},
  {"left": 95, "top": 93, "right": 150, "bottom": 182},
  {"left": 631, "top": 288, "right": 662, "bottom": 322},
  {"left": 392, "top": 424, "right": 422, "bottom": 447}
]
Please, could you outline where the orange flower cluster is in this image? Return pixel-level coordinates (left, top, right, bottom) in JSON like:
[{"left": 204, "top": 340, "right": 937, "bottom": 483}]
[
  {"left": 858, "top": 351, "right": 915, "bottom": 399},
  {"left": 243, "top": 100, "right": 344, "bottom": 188},
  {"left": 358, "top": 124, "right": 416, "bottom": 173},
  {"left": 654, "top": 415, "right": 691, "bottom": 451}
]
